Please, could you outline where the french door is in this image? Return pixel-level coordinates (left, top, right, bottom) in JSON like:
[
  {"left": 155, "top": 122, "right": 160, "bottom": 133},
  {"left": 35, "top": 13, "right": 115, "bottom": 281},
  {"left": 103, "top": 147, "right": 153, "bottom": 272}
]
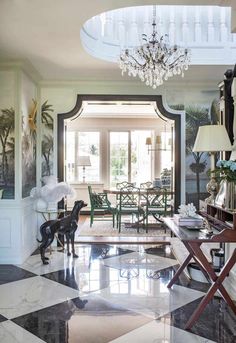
[{"left": 109, "top": 130, "right": 152, "bottom": 188}]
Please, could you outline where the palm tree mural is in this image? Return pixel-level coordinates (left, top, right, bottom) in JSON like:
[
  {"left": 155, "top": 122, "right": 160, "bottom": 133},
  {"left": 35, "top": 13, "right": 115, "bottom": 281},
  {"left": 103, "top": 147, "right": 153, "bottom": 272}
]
[
  {"left": 42, "top": 101, "right": 54, "bottom": 129},
  {"left": 185, "top": 106, "right": 211, "bottom": 206},
  {"left": 41, "top": 101, "right": 54, "bottom": 176},
  {"left": 0, "top": 108, "right": 15, "bottom": 190},
  {"left": 42, "top": 134, "right": 53, "bottom": 176},
  {"left": 22, "top": 99, "right": 37, "bottom": 198},
  {"left": 171, "top": 101, "right": 219, "bottom": 208}
]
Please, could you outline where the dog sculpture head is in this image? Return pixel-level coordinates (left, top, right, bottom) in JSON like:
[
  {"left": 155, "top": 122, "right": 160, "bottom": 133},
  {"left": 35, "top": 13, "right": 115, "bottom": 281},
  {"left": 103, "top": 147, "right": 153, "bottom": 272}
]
[{"left": 73, "top": 200, "right": 87, "bottom": 209}]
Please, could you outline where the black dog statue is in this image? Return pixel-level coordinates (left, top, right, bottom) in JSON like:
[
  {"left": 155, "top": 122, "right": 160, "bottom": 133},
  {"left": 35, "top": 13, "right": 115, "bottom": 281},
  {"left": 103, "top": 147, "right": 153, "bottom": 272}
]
[{"left": 37, "top": 200, "right": 87, "bottom": 264}]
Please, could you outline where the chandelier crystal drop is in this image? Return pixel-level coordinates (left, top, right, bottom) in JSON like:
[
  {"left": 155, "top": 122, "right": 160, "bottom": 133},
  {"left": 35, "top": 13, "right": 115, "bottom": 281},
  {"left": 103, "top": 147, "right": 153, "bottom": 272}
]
[{"left": 119, "top": 7, "right": 190, "bottom": 89}]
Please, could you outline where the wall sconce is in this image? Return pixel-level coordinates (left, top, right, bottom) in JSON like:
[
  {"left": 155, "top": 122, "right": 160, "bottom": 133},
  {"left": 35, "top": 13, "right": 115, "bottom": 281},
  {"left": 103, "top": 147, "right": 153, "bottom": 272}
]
[{"left": 146, "top": 136, "right": 171, "bottom": 153}]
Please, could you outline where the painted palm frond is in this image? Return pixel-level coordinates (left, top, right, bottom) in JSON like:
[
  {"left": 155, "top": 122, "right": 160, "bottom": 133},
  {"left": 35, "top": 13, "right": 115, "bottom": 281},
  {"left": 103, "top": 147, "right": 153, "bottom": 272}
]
[
  {"left": 41, "top": 100, "right": 54, "bottom": 130},
  {"left": 185, "top": 106, "right": 210, "bottom": 156},
  {"left": 28, "top": 99, "right": 37, "bottom": 133},
  {"left": 0, "top": 107, "right": 15, "bottom": 186},
  {"left": 42, "top": 134, "right": 53, "bottom": 176}
]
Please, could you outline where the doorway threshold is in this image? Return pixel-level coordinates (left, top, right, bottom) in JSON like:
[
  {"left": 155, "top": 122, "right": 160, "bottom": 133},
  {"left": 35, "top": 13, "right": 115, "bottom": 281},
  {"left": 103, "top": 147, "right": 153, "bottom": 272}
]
[{"left": 75, "top": 236, "right": 171, "bottom": 244}]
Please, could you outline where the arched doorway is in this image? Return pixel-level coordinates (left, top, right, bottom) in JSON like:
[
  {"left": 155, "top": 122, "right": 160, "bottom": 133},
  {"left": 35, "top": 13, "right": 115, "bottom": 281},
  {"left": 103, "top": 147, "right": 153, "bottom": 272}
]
[{"left": 58, "top": 94, "right": 185, "bottom": 210}]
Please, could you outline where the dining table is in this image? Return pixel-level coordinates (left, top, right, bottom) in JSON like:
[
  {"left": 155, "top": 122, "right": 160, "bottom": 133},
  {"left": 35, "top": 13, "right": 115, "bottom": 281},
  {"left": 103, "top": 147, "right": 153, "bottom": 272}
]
[
  {"left": 103, "top": 187, "right": 175, "bottom": 226},
  {"left": 103, "top": 188, "right": 174, "bottom": 196}
]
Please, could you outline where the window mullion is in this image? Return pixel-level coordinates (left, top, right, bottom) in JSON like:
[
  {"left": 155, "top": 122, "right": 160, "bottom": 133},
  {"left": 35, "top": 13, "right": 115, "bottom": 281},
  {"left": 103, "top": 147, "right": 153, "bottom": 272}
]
[{"left": 128, "top": 131, "right": 131, "bottom": 182}]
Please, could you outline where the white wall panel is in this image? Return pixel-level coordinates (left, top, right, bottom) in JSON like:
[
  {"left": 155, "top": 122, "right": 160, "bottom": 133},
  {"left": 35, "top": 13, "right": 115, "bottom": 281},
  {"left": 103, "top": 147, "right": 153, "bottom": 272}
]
[{"left": 0, "top": 219, "right": 11, "bottom": 247}]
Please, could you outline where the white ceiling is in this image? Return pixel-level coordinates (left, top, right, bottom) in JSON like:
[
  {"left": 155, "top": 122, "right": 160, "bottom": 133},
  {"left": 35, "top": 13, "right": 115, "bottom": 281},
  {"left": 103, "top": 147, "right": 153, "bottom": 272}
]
[{"left": 0, "top": 0, "right": 235, "bottom": 82}]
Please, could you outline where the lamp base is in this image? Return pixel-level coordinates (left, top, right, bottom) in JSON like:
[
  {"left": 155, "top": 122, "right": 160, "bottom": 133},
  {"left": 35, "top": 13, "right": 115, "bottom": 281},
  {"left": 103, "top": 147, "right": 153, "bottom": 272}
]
[{"left": 205, "top": 177, "right": 219, "bottom": 204}]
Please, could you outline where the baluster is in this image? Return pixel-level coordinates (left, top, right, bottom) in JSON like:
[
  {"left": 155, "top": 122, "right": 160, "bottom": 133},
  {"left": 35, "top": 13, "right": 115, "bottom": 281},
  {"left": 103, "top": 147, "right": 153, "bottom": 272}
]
[
  {"left": 117, "top": 9, "right": 125, "bottom": 48},
  {"left": 194, "top": 6, "right": 201, "bottom": 42},
  {"left": 207, "top": 7, "right": 215, "bottom": 42},
  {"left": 169, "top": 7, "right": 175, "bottom": 45},
  {"left": 182, "top": 6, "right": 189, "bottom": 44},
  {"left": 157, "top": 6, "right": 163, "bottom": 38},
  {"left": 129, "top": 8, "right": 139, "bottom": 46},
  {"left": 104, "top": 11, "right": 113, "bottom": 40},
  {"left": 220, "top": 7, "right": 228, "bottom": 42}
]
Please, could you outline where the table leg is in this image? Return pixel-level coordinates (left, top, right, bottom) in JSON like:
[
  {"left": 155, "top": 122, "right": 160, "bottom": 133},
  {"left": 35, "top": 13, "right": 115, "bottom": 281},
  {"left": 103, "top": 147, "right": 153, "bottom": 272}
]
[
  {"left": 185, "top": 244, "right": 236, "bottom": 329},
  {"left": 167, "top": 253, "right": 193, "bottom": 288},
  {"left": 55, "top": 233, "right": 64, "bottom": 250}
]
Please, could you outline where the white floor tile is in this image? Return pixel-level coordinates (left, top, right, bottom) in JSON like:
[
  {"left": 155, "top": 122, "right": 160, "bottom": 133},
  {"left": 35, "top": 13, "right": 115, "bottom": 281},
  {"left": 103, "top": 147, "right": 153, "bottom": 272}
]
[
  {"left": 19, "top": 251, "right": 89, "bottom": 275},
  {"left": 96, "top": 281, "right": 205, "bottom": 319},
  {"left": 103, "top": 251, "right": 178, "bottom": 271},
  {"left": 109, "top": 320, "right": 216, "bottom": 343},
  {"left": 0, "top": 321, "right": 45, "bottom": 343},
  {"left": 0, "top": 276, "right": 80, "bottom": 319}
]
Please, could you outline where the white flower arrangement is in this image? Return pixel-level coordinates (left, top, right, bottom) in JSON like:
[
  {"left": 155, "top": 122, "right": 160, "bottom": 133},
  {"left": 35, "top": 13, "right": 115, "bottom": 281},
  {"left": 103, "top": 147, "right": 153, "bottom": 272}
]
[{"left": 178, "top": 203, "right": 198, "bottom": 218}]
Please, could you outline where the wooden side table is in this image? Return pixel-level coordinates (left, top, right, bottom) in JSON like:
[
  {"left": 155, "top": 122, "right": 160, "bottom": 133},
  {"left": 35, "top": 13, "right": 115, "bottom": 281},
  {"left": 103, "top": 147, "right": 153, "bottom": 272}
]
[{"left": 163, "top": 217, "right": 236, "bottom": 329}]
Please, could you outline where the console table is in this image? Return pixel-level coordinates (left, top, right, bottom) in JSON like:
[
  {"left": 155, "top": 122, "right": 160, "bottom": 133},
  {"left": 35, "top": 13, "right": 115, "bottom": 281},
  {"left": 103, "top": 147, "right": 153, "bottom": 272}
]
[{"left": 163, "top": 216, "right": 236, "bottom": 329}]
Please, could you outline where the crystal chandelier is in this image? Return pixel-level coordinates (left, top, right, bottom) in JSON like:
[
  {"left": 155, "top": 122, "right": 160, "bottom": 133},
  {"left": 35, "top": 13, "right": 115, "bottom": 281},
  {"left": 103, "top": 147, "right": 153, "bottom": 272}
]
[{"left": 119, "top": 7, "right": 190, "bottom": 89}]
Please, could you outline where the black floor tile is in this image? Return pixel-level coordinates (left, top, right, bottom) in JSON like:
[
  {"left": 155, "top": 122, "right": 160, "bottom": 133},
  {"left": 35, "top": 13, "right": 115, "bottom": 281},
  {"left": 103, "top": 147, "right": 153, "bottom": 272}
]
[
  {"left": 31, "top": 247, "right": 41, "bottom": 256},
  {"left": 145, "top": 244, "right": 176, "bottom": 259},
  {"left": 89, "top": 244, "right": 133, "bottom": 261},
  {"left": 0, "top": 314, "right": 7, "bottom": 323},
  {"left": 13, "top": 295, "right": 150, "bottom": 343},
  {"left": 163, "top": 297, "right": 236, "bottom": 343},
  {"left": 174, "top": 267, "right": 210, "bottom": 293},
  {"left": 0, "top": 265, "right": 36, "bottom": 285}
]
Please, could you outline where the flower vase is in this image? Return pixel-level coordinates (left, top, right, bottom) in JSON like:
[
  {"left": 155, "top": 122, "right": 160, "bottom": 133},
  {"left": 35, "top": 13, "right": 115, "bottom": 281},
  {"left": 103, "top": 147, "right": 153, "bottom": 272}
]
[{"left": 215, "top": 180, "right": 236, "bottom": 210}]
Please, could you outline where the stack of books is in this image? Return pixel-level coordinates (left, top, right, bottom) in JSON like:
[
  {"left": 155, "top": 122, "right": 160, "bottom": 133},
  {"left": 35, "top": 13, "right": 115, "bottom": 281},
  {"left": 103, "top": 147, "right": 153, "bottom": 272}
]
[{"left": 173, "top": 214, "right": 203, "bottom": 226}]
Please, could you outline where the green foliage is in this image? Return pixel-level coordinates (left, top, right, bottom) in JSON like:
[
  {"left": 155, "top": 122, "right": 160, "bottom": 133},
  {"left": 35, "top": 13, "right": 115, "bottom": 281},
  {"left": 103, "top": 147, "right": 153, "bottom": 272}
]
[
  {"left": 185, "top": 105, "right": 210, "bottom": 156},
  {"left": 0, "top": 108, "right": 15, "bottom": 186},
  {"left": 110, "top": 146, "right": 127, "bottom": 179},
  {"left": 210, "top": 98, "right": 220, "bottom": 124},
  {"left": 90, "top": 144, "right": 98, "bottom": 155},
  {"left": 210, "top": 160, "right": 236, "bottom": 184},
  {"left": 41, "top": 101, "right": 54, "bottom": 130},
  {"left": 42, "top": 134, "right": 53, "bottom": 176}
]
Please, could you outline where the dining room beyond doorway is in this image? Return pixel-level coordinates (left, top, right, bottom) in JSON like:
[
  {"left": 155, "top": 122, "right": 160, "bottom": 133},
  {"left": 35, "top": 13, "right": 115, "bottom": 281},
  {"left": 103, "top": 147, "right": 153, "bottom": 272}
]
[{"left": 58, "top": 95, "right": 184, "bottom": 219}]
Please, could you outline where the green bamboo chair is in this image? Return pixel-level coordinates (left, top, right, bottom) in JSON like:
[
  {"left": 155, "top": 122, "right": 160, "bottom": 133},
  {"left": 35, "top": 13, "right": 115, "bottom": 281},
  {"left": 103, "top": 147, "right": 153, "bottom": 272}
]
[
  {"left": 144, "top": 187, "right": 172, "bottom": 232},
  {"left": 117, "top": 186, "right": 144, "bottom": 233},
  {"left": 116, "top": 181, "right": 135, "bottom": 190},
  {"left": 140, "top": 181, "right": 153, "bottom": 189},
  {"left": 88, "top": 186, "right": 117, "bottom": 227}
]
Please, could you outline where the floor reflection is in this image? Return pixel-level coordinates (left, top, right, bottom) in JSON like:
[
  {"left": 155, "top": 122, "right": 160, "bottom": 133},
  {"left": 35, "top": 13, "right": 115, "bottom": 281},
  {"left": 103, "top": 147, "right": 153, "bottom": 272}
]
[{"left": 0, "top": 243, "right": 235, "bottom": 342}]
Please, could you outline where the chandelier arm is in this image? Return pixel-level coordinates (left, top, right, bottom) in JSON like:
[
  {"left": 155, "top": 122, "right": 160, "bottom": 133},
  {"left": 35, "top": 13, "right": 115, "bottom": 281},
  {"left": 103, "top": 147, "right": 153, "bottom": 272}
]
[
  {"left": 126, "top": 54, "right": 147, "bottom": 69},
  {"left": 168, "top": 55, "right": 189, "bottom": 69},
  {"left": 118, "top": 6, "right": 190, "bottom": 88}
]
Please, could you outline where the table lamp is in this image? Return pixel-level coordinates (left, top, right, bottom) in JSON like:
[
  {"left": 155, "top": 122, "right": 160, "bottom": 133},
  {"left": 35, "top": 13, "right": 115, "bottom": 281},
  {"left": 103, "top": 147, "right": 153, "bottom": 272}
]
[
  {"left": 193, "top": 125, "right": 232, "bottom": 203},
  {"left": 78, "top": 156, "right": 91, "bottom": 183}
]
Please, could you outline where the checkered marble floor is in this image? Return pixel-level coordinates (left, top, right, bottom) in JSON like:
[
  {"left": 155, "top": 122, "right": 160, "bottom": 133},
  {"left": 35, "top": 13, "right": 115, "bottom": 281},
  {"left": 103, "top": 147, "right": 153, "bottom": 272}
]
[{"left": 0, "top": 243, "right": 235, "bottom": 342}]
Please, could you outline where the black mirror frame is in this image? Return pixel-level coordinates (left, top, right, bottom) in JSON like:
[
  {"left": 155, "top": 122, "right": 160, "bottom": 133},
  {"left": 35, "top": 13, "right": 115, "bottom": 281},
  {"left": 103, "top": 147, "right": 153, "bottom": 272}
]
[{"left": 58, "top": 94, "right": 182, "bottom": 211}]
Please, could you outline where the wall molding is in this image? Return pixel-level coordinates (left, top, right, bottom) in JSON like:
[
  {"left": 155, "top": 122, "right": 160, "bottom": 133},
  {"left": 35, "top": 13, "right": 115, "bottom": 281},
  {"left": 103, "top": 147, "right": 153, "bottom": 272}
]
[{"left": 0, "top": 59, "right": 42, "bottom": 84}]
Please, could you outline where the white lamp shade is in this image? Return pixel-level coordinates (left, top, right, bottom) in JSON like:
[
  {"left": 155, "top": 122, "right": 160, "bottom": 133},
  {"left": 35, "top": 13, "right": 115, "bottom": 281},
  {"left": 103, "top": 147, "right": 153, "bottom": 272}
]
[
  {"left": 78, "top": 156, "right": 91, "bottom": 166},
  {"left": 193, "top": 125, "right": 232, "bottom": 152}
]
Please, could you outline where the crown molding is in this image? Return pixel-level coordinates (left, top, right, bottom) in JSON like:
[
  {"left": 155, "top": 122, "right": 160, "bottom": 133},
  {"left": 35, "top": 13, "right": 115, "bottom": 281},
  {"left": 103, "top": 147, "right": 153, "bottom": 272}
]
[
  {"left": 39, "top": 78, "right": 218, "bottom": 90},
  {"left": 0, "top": 59, "right": 42, "bottom": 84}
]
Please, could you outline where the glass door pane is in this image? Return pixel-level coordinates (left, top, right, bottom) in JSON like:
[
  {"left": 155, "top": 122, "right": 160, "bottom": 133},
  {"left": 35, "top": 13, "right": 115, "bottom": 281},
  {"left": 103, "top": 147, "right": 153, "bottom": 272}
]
[
  {"left": 78, "top": 132, "right": 100, "bottom": 182},
  {"left": 65, "top": 131, "right": 75, "bottom": 182},
  {"left": 110, "top": 132, "right": 129, "bottom": 188},
  {"left": 131, "top": 130, "right": 152, "bottom": 185}
]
